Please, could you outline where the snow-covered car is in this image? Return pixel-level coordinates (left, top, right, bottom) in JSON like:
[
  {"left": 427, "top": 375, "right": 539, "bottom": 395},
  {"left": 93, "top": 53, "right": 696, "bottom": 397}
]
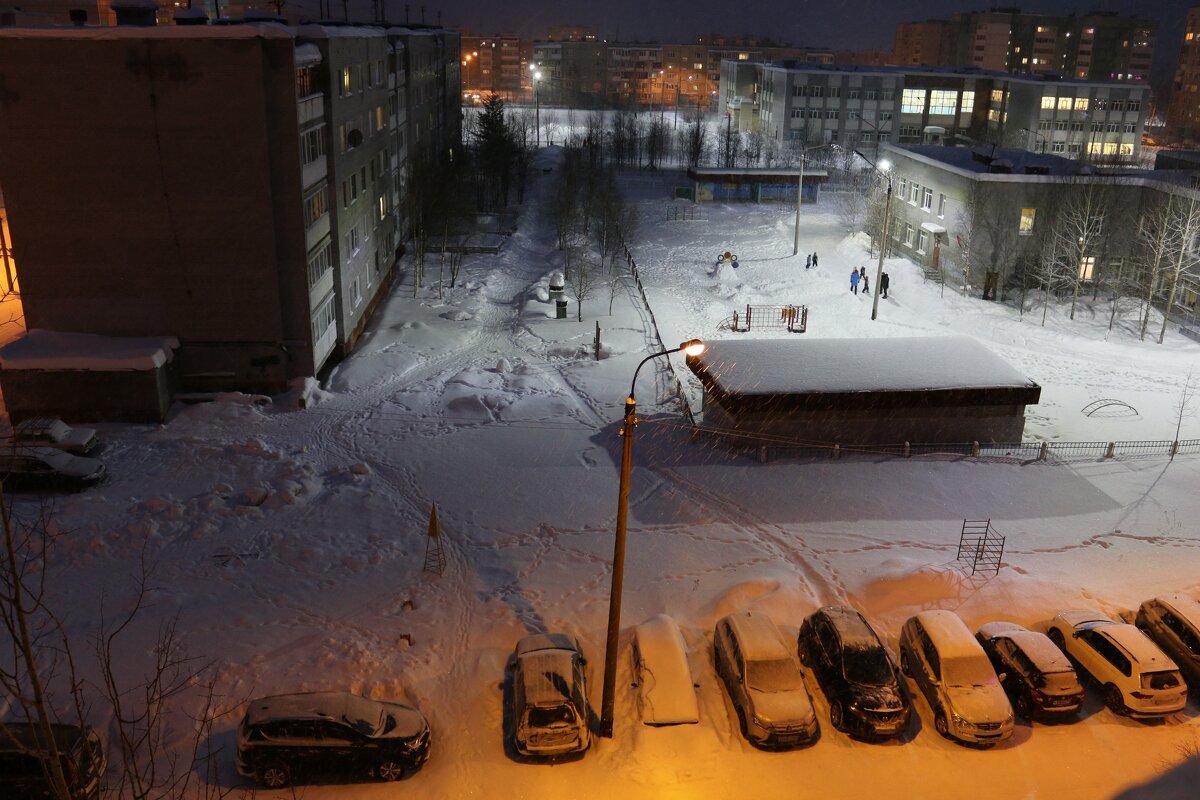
[
  {"left": 975, "top": 621, "right": 1084, "bottom": 720},
  {"left": 0, "top": 446, "right": 106, "bottom": 491},
  {"left": 1136, "top": 595, "right": 1200, "bottom": 690},
  {"left": 1047, "top": 609, "right": 1187, "bottom": 717},
  {"left": 235, "top": 691, "right": 431, "bottom": 789},
  {"left": 899, "top": 610, "right": 1013, "bottom": 747},
  {"left": 7, "top": 417, "right": 99, "bottom": 455},
  {"left": 0, "top": 722, "right": 106, "bottom": 800},
  {"left": 798, "top": 605, "right": 911, "bottom": 739},
  {"left": 713, "top": 611, "right": 818, "bottom": 749},
  {"left": 509, "top": 632, "right": 591, "bottom": 758},
  {"left": 631, "top": 614, "right": 700, "bottom": 725}
]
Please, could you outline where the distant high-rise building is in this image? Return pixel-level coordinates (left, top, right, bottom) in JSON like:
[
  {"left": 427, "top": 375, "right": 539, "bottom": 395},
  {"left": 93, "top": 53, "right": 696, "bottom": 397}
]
[
  {"left": 545, "top": 25, "right": 595, "bottom": 42},
  {"left": 893, "top": 20, "right": 954, "bottom": 67},
  {"left": 1167, "top": 7, "right": 1200, "bottom": 144}
]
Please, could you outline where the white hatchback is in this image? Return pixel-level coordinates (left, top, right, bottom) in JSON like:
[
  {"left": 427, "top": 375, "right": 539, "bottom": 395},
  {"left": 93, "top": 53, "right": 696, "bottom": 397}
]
[
  {"left": 1047, "top": 610, "right": 1187, "bottom": 717},
  {"left": 631, "top": 614, "right": 700, "bottom": 725}
]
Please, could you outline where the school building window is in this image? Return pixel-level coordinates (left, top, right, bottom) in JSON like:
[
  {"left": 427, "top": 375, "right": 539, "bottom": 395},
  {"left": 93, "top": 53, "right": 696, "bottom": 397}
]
[
  {"left": 922, "top": 188, "right": 933, "bottom": 210},
  {"left": 1019, "top": 208, "right": 1036, "bottom": 235},
  {"left": 1079, "top": 256, "right": 1096, "bottom": 281},
  {"left": 917, "top": 230, "right": 929, "bottom": 253},
  {"left": 902, "top": 88, "right": 925, "bottom": 114}
]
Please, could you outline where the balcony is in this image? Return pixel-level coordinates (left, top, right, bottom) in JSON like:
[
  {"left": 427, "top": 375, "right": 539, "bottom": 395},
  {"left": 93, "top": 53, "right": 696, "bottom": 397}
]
[
  {"left": 301, "top": 158, "right": 326, "bottom": 192},
  {"left": 297, "top": 93, "right": 324, "bottom": 128}
]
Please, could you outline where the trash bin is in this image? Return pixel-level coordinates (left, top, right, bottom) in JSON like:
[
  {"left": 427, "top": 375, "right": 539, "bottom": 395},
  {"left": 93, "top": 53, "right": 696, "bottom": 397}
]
[
  {"left": 555, "top": 299, "right": 568, "bottom": 319},
  {"left": 549, "top": 271, "right": 565, "bottom": 302}
]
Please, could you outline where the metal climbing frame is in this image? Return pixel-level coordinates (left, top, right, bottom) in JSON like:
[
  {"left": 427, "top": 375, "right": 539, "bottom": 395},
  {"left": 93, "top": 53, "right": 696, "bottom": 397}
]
[
  {"left": 731, "top": 304, "right": 808, "bottom": 333},
  {"left": 957, "top": 519, "right": 1005, "bottom": 576}
]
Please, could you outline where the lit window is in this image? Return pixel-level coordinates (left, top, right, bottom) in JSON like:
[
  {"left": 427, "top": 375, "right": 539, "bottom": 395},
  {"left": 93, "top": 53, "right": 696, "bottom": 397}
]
[
  {"left": 1079, "top": 256, "right": 1095, "bottom": 281},
  {"left": 902, "top": 88, "right": 925, "bottom": 113},
  {"left": 1019, "top": 208, "right": 1036, "bottom": 235},
  {"left": 1074, "top": 98, "right": 1089, "bottom": 110},
  {"left": 929, "top": 89, "right": 957, "bottom": 115},
  {"left": 1057, "top": 97, "right": 1072, "bottom": 110},
  {"left": 1041, "top": 96, "right": 1056, "bottom": 109}
]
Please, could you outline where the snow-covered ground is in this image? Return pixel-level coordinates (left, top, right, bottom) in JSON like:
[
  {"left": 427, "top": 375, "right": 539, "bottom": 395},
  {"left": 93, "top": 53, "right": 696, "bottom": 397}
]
[{"left": 16, "top": 145, "right": 1200, "bottom": 799}]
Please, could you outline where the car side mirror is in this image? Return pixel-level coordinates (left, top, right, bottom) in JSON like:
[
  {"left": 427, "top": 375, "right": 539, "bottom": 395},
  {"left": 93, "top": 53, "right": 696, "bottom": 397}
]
[
  {"left": 997, "top": 672, "right": 1007, "bottom": 682},
  {"left": 579, "top": 657, "right": 587, "bottom": 666},
  {"left": 1072, "top": 631, "right": 1082, "bottom": 639}
]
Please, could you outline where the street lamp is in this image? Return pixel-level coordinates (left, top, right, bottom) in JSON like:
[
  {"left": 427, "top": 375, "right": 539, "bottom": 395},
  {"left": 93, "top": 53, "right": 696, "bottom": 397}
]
[
  {"left": 599, "top": 338, "right": 706, "bottom": 738},
  {"left": 530, "top": 65, "right": 542, "bottom": 148},
  {"left": 793, "top": 142, "right": 839, "bottom": 256},
  {"left": 855, "top": 149, "right": 893, "bottom": 321},
  {"left": 851, "top": 111, "right": 891, "bottom": 165},
  {"left": 1019, "top": 127, "right": 1047, "bottom": 153}
]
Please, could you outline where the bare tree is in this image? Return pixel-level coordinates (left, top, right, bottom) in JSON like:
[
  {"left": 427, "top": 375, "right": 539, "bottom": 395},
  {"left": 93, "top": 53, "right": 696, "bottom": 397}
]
[
  {"left": 1045, "top": 182, "right": 1114, "bottom": 320},
  {"left": 1158, "top": 194, "right": 1200, "bottom": 344},
  {"left": 679, "top": 110, "right": 709, "bottom": 171},
  {"left": 569, "top": 255, "right": 599, "bottom": 322}
]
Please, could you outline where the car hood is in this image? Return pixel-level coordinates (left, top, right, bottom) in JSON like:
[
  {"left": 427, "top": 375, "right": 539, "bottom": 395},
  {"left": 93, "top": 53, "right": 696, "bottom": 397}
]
[
  {"left": 61, "top": 428, "right": 98, "bottom": 450},
  {"left": 946, "top": 684, "right": 1011, "bottom": 723},
  {"left": 851, "top": 684, "right": 907, "bottom": 712},
  {"left": 378, "top": 702, "right": 427, "bottom": 739},
  {"left": 58, "top": 454, "right": 105, "bottom": 479},
  {"left": 748, "top": 688, "right": 815, "bottom": 726}
]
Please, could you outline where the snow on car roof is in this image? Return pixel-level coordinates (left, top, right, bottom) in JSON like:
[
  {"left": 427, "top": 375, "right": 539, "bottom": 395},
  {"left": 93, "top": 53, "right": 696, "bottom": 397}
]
[
  {"left": 725, "top": 611, "right": 790, "bottom": 660},
  {"left": 516, "top": 632, "right": 579, "bottom": 657},
  {"left": 976, "top": 621, "right": 1028, "bottom": 641},
  {"left": 245, "top": 691, "right": 374, "bottom": 726},
  {"left": 914, "top": 611, "right": 982, "bottom": 658},
  {"left": 518, "top": 648, "right": 577, "bottom": 708},
  {"left": 1003, "top": 630, "right": 1075, "bottom": 673},
  {"left": 1155, "top": 595, "right": 1200, "bottom": 629},
  {"left": 689, "top": 335, "right": 1037, "bottom": 396},
  {"left": 1102, "top": 624, "right": 1181, "bottom": 671},
  {"left": 820, "top": 606, "right": 881, "bottom": 649}
]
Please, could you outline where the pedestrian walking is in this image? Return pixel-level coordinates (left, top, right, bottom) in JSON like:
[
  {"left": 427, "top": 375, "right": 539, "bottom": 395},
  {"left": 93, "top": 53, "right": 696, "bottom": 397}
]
[
  {"left": 812, "top": 252, "right": 819, "bottom": 268},
  {"left": 881, "top": 271, "right": 890, "bottom": 299},
  {"left": 860, "top": 266, "right": 869, "bottom": 295},
  {"left": 806, "top": 253, "right": 812, "bottom": 269},
  {"left": 850, "top": 268, "right": 861, "bottom": 294}
]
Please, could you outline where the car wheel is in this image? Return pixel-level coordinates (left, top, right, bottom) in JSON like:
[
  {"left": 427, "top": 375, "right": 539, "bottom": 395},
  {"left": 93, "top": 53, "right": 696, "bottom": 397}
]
[
  {"left": 1104, "top": 684, "right": 1125, "bottom": 715},
  {"left": 900, "top": 651, "right": 913, "bottom": 678},
  {"left": 1048, "top": 628, "right": 1066, "bottom": 649},
  {"left": 378, "top": 759, "right": 405, "bottom": 781},
  {"left": 258, "top": 762, "right": 290, "bottom": 789},
  {"left": 1016, "top": 691, "right": 1033, "bottom": 721},
  {"left": 934, "top": 711, "right": 951, "bottom": 740},
  {"left": 830, "top": 700, "right": 845, "bottom": 732}
]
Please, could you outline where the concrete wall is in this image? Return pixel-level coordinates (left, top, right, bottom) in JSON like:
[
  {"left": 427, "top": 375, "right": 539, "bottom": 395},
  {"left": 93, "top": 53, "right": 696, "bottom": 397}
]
[
  {"left": 0, "top": 32, "right": 313, "bottom": 391},
  {"left": 0, "top": 365, "right": 174, "bottom": 423}
]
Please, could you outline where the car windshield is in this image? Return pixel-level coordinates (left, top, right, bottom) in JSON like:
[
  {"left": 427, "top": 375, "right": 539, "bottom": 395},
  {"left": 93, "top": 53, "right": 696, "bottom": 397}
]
[
  {"left": 745, "top": 658, "right": 805, "bottom": 692},
  {"left": 1142, "top": 670, "right": 1182, "bottom": 690},
  {"left": 528, "top": 704, "right": 577, "bottom": 728},
  {"left": 843, "top": 645, "right": 893, "bottom": 686},
  {"left": 942, "top": 656, "right": 995, "bottom": 688},
  {"left": 342, "top": 695, "right": 385, "bottom": 736}
]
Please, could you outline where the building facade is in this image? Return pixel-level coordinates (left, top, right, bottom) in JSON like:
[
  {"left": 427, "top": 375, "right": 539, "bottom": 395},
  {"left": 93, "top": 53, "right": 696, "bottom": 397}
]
[
  {"left": 893, "top": 21, "right": 954, "bottom": 68},
  {"left": 1167, "top": 7, "right": 1200, "bottom": 146},
  {"left": 0, "top": 20, "right": 459, "bottom": 393},
  {"left": 723, "top": 62, "right": 1149, "bottom": 164}
]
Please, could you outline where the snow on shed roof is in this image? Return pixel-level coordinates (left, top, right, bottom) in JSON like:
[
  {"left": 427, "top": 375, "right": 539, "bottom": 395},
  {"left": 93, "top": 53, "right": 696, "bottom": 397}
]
[
  {"left": 0, "top": 329, "right": 179, "bottom": 371},
  {"left": 689, "top": 336, "right": 1037, "bottom": 396},
  {"left": 0, "top": 23, "right": 295, "bottom": 40},
  {"left": 634, "top": 614, "right": 699, "bottom": 724}
]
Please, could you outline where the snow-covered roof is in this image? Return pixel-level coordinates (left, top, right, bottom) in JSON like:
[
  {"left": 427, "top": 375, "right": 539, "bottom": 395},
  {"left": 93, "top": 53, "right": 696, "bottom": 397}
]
[
  {"left": 0, "top": 23, "right": 294, "bottom": 40},
  {"left": 245, "top": 691, "right": 377, "bottom": 726},
  {"left": 295, "top": 42, "right": 322, "bottom": 66},
  {"left": 914, "top": 611, "right": 981, "bottom": 658},
  {"left": 1103, "top": 624, "right": 1181, "bottom": 670},
  {"left": 724, "top": 611, "right": 790, "bottom": 660},
  {"left": 516, "top": 635, "right": 580, "bottom": 708},
  {"left": 1002, "top": 630, "right": 1075, "bottom": 673},
  {"left": 0, "top": 330, "right": 179, "bottom": 371},
  {"left": 295, "top": 23, "right": 387, "bottom": 38},
  {"left": 689, "top": 336, "right": 1038, "bottom": 397},
  {"left": 819, "top": 606, "right": 881, "bottom": 650}
]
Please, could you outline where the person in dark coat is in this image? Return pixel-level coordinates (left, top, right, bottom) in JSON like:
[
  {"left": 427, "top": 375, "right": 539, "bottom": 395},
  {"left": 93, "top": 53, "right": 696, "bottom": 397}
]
[
  {"left": 881, "top": 271, "right": 890, "bottom": 298},
  {"left": 812, "top": 252, "right": 819, "bottom": 267},
  {"left": 850, "top": 268, "right": 861, "bottom": 294},
  {"left": 806, "top": 253, "right": 812, "bottom": 269},
  {"left": 860, "top": 266, "right": 869, "bottom": 295}
]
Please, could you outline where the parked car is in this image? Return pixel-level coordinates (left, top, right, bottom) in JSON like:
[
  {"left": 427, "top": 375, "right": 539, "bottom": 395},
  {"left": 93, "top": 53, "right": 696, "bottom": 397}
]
[
  {"left": 1136, "top": 595, "right": 1200, "bottom": 690},
  {"left": 0, "top": 722, "right": 106, "bottom": 799},
  {"left": 235, "top": 691, "right": 431, "bottom": 788},
  {"left": 509, "top": 632, "right": 591, "bottom": 758},
  {"left": 0, "top": 447, "right": 105, "bottom": 491},
  {"left": 7, "top": 418, "right": 99, "bottom": 455},
  {"left": 1048, "top": 609, "right": 1188, "bottom": 717},
  {"left": 975, "top": 621, "right": 1085, "bottom": 720},
  {"left": 798, "top": 606, "right": 911, "bottom": 739},
  {"left": 713, "top": 610, "right": 818, "bottom": 748},
  {"left": 899, "top": 610, "right": 1014, "bottom": 746},
  {"left": 631, "top": 614, "right": 700, "bottom": 725}
]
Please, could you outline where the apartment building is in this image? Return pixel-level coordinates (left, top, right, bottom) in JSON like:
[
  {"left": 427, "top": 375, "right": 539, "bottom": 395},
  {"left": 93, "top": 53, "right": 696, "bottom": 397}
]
[
  {"left": 893, "top": 21, "right": 954, "bottom": 67},
  {"left": 724, "top": 62, "right": 1148, "bottom": 164},
  {"left": 0, "top": 20, "right": 458, "bottom": 394},
  {"left": 1167, "top": 7, "right": 1200, "bottom": 146}
]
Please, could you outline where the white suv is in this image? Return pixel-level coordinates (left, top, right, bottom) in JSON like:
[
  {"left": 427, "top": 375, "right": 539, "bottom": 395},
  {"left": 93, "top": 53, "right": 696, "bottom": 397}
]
[
  {"left": 1047, "top": 610, "right": 1187, "bottom": 717},
  {"left": 898, "top": 610, "right": 1013, "bottom": 747}
]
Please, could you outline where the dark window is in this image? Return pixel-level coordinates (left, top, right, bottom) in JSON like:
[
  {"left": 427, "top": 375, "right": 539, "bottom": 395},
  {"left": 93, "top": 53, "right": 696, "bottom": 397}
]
[{"left": 1162, "top": 610, "right": 1200, "bottom": 656}]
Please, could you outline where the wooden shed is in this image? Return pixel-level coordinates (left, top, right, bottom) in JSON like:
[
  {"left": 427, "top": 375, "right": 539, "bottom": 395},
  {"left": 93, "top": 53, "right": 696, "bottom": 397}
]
[{"left": 686, "top": 336, "right": 1041, "bottom": 446}]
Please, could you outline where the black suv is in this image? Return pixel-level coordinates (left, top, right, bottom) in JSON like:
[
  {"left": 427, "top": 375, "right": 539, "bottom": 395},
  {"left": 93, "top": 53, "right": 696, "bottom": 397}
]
[
  {"left": 236, "top": 692, "right": 431, "bottom": 788},
  {"left": 797, "top": 606, "right": 911, "bottom": 739},
  {"left": 0, "top": 722, "right": 106, "bottom": 799},
  {"left": 975, "top": 622, "right": 1085, "bottom": 720}
]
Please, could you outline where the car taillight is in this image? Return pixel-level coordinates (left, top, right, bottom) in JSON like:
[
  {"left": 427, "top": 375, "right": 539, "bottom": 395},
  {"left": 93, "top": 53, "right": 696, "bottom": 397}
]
[
  {"left": 1030, "top": 689, "right": 1045, "bottom": 704},
  {"left": 63, "top": 756, "right": 79, "bottom": 786}
]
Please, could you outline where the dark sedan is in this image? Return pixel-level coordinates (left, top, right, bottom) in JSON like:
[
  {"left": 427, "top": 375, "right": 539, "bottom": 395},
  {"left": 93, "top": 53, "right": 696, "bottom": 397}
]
[
  {"left": 976, "top": 621, "right": 1085, "bottom": 721},
  {"left": 798, "top": 606, "right": 911, "bottom": 739}
]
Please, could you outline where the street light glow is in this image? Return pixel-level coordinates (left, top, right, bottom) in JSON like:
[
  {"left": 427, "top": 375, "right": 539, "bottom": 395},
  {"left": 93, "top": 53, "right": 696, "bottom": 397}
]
[{"left": 680, "top": 339, "right": 705, "bottom": 357}]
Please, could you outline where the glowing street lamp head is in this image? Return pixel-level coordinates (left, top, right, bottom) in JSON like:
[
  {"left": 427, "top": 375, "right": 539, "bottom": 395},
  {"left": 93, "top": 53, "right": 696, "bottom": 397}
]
[
  {"left": 680, "top": 339, "right": 705, "bottom": 357},
  {"left": 878, "top": 158, "right": 892, "bottom": 173}
]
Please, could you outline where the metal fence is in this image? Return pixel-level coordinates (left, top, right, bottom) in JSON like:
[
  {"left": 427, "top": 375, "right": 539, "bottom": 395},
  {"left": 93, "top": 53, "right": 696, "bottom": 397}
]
[{"left": 622, "top": 244, "right": 696, "bottom": 423}]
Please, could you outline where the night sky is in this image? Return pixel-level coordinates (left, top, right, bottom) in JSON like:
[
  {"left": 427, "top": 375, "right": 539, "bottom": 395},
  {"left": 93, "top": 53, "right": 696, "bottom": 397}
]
[{"left": 309, "top": 0, "right": 1193, "bottom": 91}]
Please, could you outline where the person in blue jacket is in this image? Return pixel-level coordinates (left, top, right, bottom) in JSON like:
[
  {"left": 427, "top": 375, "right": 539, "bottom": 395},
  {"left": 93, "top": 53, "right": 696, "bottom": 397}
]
[{"left": 850, "top": 268, "right": 861, "bottom": 294}]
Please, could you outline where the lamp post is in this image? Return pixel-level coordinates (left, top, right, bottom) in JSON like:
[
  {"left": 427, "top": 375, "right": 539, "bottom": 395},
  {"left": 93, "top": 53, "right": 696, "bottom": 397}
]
[
  {"left": 793, "top": 142, "right": 839, "bottom": 256},
  {"left": 851, "top": 111, "right": 890, "bottom": 166},
  {"left": 599, "top": 338, "right": 706, "bottom": 738},
  {"left": 855, "top": 149, "right": 893, "bottom": 321},
  {"left": 1019, "top": 127, "right": 1047, "bottom": 153},
  {"left": 531, "top": 67, "right": 542, "bottom": 148}
]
